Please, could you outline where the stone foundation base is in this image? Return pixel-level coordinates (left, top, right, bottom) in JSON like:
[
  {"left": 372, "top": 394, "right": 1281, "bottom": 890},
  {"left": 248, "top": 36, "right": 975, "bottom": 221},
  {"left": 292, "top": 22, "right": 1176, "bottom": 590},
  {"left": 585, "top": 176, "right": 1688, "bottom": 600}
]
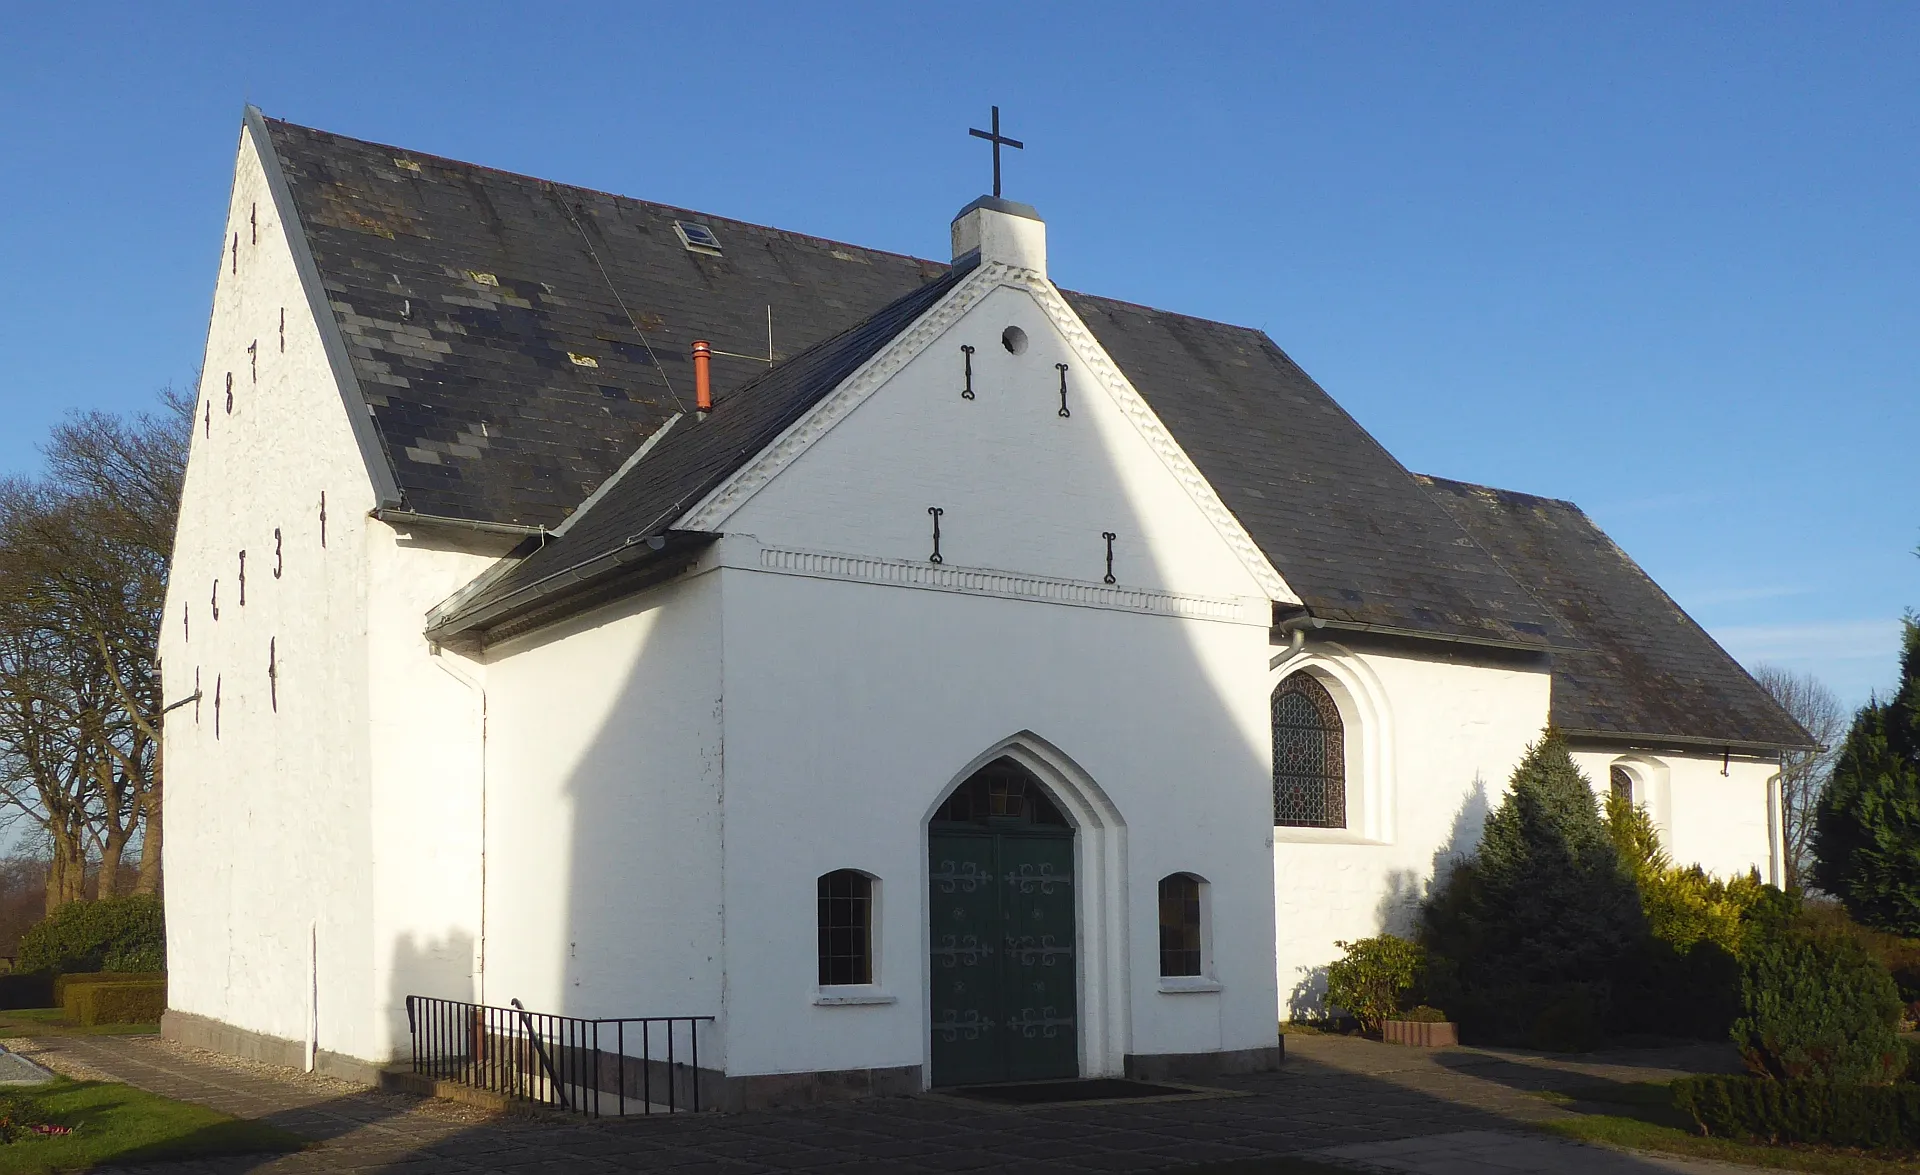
[
  {"left": 161, "top": 1008, "right": 920, "bottom": 1112},
  {"left": 164, "top": 1010, "right": 1274, "bottom": 1111},
  {"left": 713, "top": 1064, "right": 921, "bottom": 1112},
  {"left": 161, "top": 1009, "right": 386, "bottom": 1087},
  {"left": 1124, "top": 1041, "right": 1283, "bottom": 1082}
]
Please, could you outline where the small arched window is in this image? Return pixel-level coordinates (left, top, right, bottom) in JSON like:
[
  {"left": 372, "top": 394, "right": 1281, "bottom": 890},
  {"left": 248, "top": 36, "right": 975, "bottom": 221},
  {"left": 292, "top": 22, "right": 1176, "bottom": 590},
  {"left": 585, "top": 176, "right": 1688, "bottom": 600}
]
[
  {"left": 1273, "top": 673, "right": 1346, "bottom": 828},
  {"left": 817, "top": 870, "right": 873, "bottom": 986},
  {"left": 1158, "top": 874, "right": 1204, "bottom": 977},
  {"left": 1610, "top": 765, "right": 1634, "bottom": 805}
]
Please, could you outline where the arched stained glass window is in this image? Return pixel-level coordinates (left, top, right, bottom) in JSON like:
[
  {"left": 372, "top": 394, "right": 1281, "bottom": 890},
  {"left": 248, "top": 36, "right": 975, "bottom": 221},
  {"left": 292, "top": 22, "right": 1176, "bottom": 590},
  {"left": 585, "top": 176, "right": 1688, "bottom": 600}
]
[
  {"left": 932, "top": 757, "right": 1069, "bottom": 828},
  {"left": 1610, "top": 765, "right": 1634, "bottom": 805},
  {"left": 1272, "top": 674, "right": 1346, "bottom": 828}
]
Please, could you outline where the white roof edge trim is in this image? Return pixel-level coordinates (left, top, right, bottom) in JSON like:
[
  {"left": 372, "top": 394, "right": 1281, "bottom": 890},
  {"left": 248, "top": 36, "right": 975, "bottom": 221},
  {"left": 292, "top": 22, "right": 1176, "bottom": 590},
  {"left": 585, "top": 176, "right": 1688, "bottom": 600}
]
[
  {"left": 673, "top": 262, "right": 1300, "bottom": 606},
  {"left": 243, "top": 106, "right": 403, "bottom": 510}
]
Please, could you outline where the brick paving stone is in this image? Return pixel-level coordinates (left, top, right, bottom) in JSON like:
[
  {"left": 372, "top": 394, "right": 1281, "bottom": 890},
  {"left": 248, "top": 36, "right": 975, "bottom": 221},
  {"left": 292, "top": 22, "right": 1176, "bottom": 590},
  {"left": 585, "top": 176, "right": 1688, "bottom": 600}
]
[{"left": 4, "top": 1031, "right": 1773, "bottom": 1173}]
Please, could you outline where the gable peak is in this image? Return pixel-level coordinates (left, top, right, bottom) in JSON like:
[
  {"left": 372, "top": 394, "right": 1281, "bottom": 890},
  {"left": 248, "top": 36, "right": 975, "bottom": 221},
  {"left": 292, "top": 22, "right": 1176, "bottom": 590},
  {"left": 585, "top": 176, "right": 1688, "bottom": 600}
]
[{"left": 952, "top": 196, "right": 1046, "bottom": 277}]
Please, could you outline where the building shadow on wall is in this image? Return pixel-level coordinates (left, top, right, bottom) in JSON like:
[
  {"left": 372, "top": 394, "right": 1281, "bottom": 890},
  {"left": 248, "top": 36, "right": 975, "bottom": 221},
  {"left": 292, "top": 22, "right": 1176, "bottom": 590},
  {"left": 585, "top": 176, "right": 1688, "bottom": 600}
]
[{"left": 1375, "top": 774, "right": 1493, "bottom": 940}]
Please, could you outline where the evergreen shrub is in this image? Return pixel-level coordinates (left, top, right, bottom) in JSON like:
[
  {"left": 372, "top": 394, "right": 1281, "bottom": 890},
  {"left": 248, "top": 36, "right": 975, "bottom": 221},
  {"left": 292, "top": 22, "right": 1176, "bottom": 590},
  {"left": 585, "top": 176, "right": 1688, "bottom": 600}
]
[
  {"left": 1423, "top": 729, "right": 1644, "bottom": 1046},
  {"left": 17, "top": 895, "right": 164, "bottom": 976},
  {"left": 1673, "top": 1075, "right": 1920, "bottom": 1149},
  {"left": 1795, "top": 899, "right": 1920, "bottom": 1005},
  {"left": 1324, "top": 935, "right": 1424, "bottom": 1035},
  {"left": 1733, "top": 928, "right": 1903, "bottom": 1084},
  {"left": 1600, "top": 792, "right": 1775, "bottom": 1040},
  {"left": 1812, "top": 617, "right": 1920, "bottom": 936}
]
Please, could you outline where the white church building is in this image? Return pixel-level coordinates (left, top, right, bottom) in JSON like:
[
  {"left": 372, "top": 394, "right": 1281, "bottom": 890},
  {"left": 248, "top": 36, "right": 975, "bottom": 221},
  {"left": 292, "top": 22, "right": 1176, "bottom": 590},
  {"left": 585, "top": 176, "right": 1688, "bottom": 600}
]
[{"left": 160, "top": 110, "right": 1810, "bottom": 1106}]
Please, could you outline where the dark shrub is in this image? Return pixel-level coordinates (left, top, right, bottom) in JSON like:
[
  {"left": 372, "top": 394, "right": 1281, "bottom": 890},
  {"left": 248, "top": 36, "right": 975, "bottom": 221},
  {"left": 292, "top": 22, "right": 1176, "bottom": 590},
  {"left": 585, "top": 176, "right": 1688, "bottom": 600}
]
[
  {"left": 1528, "top": 985, "right": 1606, "bottom": 1052},
  {"left": 17, "top": 895, "right": 164, "bottom": 976},
  {"left": 1812, "top": 618, "right": 1920, "bottom": 936},
  {"left": 1795, "top": 898, "right": 1920, "bottom": 1005},
  {"left": 1734, "top": 928, "right": 1903, "bottom": 1083},
  {"left": 1674, "top": 1074, "right": 1920, "bottom": 1148},
  {"left": 1608, "top": 938, "right": 1743, "bottom": 1040},
  {"left": 1424, "top": 730, "right": 1644, "bottom": 1046}
]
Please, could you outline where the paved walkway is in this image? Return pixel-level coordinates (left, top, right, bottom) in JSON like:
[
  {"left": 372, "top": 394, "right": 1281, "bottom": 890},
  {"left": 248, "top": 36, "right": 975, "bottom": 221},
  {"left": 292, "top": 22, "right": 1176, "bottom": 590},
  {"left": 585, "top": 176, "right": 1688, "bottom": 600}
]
[
  {"left": 1309, "top": 1129, "right": 1771, "bottom": 1173},
  {"left": 9, "top": 1032, "right": 1772, "bottom": 1173}
]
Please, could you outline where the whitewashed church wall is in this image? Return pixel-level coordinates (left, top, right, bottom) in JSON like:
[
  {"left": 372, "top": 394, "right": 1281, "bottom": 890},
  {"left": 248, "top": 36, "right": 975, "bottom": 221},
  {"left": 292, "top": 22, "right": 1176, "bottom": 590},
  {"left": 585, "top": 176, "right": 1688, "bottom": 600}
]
[
  {"left": 1272, "top": 645, "right": 1551, "bottom": 1019},
  {"left": 705, "top": 272, "right": 1280, "bottom": 1081},
  {"left": 724, "top": 282, "right": 1270, "bottom": 604},
  {"left": 477, "top": 573, "right": 726, "bottom": 1058},
  {"left": 363, "top": 527, "right": 500, "bottom": 1058},
  {"left": 716, "top": 566, "right": 1279, "bottom": 1081},
  {"left": 1572, "top": 749, "right": 1779, "bottom": 884},
  {"left": 1668, "top": 757, "right": 1778, "bottom": 882},
  {"left": 161, "top": 126, "right": 382, "bottom": 1061}
]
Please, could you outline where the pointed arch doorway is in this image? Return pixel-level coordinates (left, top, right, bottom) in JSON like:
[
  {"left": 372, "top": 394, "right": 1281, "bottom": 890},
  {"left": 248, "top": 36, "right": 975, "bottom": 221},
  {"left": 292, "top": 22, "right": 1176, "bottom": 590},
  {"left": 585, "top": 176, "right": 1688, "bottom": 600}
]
[{"left": 927, "top": 756, "right": 1078, "bottom": 1086}]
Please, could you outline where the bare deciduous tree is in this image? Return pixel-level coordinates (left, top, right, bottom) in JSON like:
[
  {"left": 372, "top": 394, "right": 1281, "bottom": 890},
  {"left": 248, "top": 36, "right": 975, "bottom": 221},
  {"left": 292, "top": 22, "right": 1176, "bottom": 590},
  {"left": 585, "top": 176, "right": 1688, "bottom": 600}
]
[
  {"left": 1753, "top": 663, "right": 1847, "bottom": 893},
  {"left": 0, "top": 392, "right": 187, "bottom": 911}
]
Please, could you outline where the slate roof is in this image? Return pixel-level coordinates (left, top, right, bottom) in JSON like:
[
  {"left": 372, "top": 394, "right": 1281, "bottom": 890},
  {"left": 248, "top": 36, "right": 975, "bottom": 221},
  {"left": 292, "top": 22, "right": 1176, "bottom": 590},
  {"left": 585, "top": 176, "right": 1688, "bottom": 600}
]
[
  {"left": 260, "top": 115, "right": 1806, "bottom": 746},
  {"left": 1417, "top": 476, "right": 1812, "bottom": 750},
  {"left": 263, "top": 118, "right": 948, "bottom": 528},
  {"left": 439, "top": 260, "right": 977, "bottom": 630},
  {"left": 1063, "top": 294, "right": 1567, "bottom": 648}
]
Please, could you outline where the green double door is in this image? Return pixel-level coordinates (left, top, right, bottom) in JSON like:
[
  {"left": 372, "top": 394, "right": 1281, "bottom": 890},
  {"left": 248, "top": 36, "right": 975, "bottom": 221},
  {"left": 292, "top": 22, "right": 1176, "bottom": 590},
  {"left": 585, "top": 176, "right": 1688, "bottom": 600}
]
[{"left": 927, "top": 827, "right": 1077, "bottom": 1086}]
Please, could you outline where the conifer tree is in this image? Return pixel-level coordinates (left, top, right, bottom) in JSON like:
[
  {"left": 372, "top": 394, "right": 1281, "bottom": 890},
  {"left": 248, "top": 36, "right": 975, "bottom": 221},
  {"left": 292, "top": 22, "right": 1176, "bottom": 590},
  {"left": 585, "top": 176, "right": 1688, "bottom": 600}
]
[
  {"left": 1467, "top": 728, "right": 1645, "bottom": 983},
  {"left": 1812, "top": 617, "right": 1920, "bottom": 934},
  {"left": 1425, "top": 729, "right": 1646, "bottom": 1046}
]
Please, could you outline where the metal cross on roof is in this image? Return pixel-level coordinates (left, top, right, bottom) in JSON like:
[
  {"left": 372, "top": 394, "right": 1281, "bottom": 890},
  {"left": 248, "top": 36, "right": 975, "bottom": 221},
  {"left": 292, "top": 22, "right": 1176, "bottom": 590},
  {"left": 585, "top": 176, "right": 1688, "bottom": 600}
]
[{"left": 968, "top": 106, "right": 1024, "bottom": 199}]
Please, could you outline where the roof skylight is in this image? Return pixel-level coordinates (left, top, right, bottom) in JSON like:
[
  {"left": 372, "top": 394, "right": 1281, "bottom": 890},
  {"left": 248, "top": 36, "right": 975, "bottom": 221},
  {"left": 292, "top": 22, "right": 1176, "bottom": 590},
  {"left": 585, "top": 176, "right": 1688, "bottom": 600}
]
[{"left": 673, "top": 221, "right": 722, "bottom": 255}]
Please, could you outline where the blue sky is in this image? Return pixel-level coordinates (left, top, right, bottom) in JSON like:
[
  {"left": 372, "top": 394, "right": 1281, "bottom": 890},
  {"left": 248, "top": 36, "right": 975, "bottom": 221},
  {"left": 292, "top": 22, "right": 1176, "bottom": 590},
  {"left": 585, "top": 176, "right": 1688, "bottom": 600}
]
[{"left": 2, "top": 2, "right": 1914, "bottom": 711}]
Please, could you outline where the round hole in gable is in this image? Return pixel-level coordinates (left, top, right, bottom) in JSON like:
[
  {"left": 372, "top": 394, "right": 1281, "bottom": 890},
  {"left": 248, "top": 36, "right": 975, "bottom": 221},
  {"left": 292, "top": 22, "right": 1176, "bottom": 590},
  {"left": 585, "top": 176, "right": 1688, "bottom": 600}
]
[{"left": 1001, "top": 326, "right": 1028, "bottom": 355}]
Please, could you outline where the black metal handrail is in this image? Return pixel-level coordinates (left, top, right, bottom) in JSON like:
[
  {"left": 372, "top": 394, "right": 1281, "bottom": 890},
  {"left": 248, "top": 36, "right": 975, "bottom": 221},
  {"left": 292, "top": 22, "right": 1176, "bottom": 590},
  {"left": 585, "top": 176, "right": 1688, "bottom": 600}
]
[{"left": 404, "top": 994, "right": 714, "bottom": 1116}]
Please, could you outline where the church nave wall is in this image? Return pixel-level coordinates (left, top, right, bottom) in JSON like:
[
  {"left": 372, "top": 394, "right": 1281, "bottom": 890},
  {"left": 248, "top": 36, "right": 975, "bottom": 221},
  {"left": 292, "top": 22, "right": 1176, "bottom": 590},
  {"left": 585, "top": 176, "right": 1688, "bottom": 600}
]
[
  {"left": 1270, "top": 642, "right": 1551, "bottom": 1020},
  {"left": 162, "top": 121, "right": 385, "bottom": 1064},
  {"left": 1571, "top": 748, "right": 1781, "bottom": 885},
  {"left": 475, "top": 570, "right": 727, "bottom": 1061},
  {"left": 715, "top": 563, "right": 1279, "bottom": 1085}
]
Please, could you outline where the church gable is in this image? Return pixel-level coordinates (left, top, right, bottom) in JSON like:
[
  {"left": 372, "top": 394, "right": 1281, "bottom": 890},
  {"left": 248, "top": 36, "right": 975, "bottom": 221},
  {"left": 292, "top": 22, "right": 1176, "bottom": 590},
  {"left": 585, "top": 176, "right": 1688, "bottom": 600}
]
[
  {"left": 165, "top": 117, "right": 384, "bottom": 669},
  {"left": 714, "top": 273, "right": 1284, "bottom": 604}
]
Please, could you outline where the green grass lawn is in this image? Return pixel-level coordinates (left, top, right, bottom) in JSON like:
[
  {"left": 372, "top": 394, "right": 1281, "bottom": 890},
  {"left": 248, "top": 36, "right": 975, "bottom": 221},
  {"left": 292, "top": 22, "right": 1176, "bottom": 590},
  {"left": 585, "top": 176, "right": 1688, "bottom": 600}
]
[
  {"left": 0, "top": 1079, "right": 304, "bottom": 1172},
  {"left": 1539, "top": 1082, "right": 1920, "bottom": 1174},
  {"left": 0, "top": 1010, "right": 155, "bottom": 1038}
]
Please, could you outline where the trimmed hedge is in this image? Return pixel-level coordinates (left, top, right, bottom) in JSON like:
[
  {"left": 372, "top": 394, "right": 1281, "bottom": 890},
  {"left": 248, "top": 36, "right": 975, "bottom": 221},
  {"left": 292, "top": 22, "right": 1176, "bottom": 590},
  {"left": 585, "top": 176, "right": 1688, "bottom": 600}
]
[
  {"left": 18, "top": 895, "right": 164, "bottom": 975},
  {"left": 1674, "top": 1075, "right": 1920, "bottom": 1149},
  {"left": 54, "top": 971, "right": 164, "bottom": 1009},
  {"left": 66, "top": 981, "right": 165, "bottom": 1027}
]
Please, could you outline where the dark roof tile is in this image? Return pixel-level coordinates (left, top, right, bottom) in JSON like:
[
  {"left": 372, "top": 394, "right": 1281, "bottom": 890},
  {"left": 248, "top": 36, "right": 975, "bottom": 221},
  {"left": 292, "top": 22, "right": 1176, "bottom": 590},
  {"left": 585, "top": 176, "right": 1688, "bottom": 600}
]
[{"left": 1416, "top": 475, "right": 1811, "bottom": 749}]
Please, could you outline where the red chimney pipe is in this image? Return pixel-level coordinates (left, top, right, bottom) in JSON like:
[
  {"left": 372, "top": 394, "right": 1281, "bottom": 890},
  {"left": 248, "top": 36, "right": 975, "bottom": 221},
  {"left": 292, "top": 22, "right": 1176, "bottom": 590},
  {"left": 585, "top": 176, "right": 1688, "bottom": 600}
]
[{"left": 692, "top": 340, "right": 712, "bottom": 413}]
